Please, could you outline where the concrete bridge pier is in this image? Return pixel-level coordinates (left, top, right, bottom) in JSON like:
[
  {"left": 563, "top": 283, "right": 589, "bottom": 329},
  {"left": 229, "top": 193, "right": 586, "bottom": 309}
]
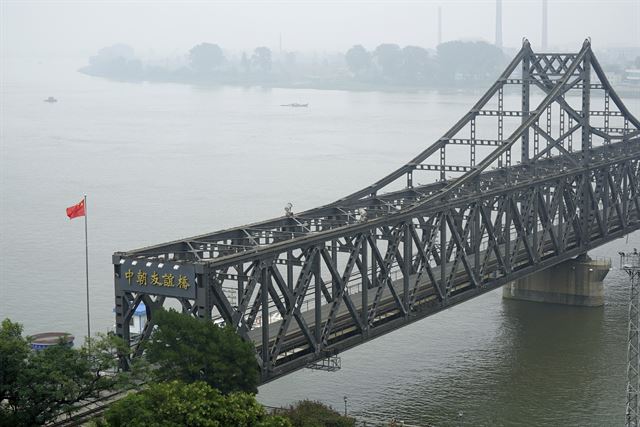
[{"left": 502, "top": 254, "right": 611, "bottom": 307}]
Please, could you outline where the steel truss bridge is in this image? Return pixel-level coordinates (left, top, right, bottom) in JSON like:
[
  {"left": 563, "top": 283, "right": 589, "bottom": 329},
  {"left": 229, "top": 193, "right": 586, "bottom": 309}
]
[{"left": 114, "top": 40, "right": 640, "bottom": 383}]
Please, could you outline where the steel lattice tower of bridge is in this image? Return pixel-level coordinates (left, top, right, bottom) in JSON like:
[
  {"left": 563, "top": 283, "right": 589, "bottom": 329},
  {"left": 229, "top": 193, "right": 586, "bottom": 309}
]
[{"left": 114, "top": 39, "right": 640, "bottom": 383}]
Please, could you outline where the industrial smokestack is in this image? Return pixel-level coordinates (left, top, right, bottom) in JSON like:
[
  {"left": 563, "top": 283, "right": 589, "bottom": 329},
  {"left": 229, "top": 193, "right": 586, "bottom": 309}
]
[
  {"left": 438, "top": 6, "right": 442, "bottom": 46},
  {"left": 495, "top": 0, "right": 503, "bottom": 49},
  {"left": 542, "top": 0, "right": 548, "bottom": 50}
]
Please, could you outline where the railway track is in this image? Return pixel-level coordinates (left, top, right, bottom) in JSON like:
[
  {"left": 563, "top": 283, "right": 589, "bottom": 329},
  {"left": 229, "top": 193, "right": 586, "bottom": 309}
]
[{"left": 48, "top": 389, "right": 132, "bottom": 427}]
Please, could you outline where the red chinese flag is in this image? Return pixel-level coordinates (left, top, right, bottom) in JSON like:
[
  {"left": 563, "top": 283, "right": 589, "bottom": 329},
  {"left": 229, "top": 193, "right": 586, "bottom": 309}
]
[{"left": 66, "top": 199, "right": 85, "bottom": 219}]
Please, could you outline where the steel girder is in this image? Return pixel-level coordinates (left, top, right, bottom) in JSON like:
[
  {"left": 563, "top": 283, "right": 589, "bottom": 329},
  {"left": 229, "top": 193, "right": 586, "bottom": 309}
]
[{"left": 114, "top": 40, "right": 640, "bottom": 382}]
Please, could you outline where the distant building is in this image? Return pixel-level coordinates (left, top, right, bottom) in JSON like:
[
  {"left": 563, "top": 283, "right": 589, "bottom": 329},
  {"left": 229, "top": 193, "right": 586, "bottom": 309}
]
[{"left": 623, "top": 69, "right": 640, "bottom": 86}]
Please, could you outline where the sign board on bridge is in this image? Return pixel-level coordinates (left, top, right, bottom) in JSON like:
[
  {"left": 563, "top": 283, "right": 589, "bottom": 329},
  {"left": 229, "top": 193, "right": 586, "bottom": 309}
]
[{"left": 116, "top": 259, "right": 196, "bottom": 299}]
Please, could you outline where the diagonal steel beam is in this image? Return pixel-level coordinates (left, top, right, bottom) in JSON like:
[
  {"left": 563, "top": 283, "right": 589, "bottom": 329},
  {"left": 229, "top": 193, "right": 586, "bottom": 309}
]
[
  {"left": 320, "top": 238, "right": 365, "bottom": 345},
  {"left": 367, "top": 229, "right": 405, "bottom": 322},
  {"left": 269, "top": 248, "right": 319, "bottom": 363}
]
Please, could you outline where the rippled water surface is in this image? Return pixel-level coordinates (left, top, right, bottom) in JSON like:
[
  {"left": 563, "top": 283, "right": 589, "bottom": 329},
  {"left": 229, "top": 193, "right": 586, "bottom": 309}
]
[{"left": 1, "top": 58, "right": 639, "bottom": 426}]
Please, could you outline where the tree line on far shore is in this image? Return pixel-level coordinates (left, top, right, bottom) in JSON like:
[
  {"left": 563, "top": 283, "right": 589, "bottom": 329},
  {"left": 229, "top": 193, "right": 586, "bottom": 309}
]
[{"left": 79, "top": 40, "right": 508, "bottom": 89}]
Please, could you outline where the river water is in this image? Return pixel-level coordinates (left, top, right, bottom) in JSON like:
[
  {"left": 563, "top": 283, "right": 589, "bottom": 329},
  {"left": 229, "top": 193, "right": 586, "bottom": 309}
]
[{"left": 1, "top": 58, "right": 639, "bottom": 425}]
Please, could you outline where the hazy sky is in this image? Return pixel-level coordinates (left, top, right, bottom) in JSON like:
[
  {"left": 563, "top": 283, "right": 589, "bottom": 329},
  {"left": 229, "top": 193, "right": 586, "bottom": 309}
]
[{"left": 1, "top": 0, "right": 639, "bottom": 58}]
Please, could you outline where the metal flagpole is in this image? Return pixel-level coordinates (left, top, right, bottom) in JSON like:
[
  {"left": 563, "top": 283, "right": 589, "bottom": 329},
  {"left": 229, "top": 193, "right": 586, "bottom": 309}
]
[{"left": 84, "top": 194, "right": 91, "bottom": 340}]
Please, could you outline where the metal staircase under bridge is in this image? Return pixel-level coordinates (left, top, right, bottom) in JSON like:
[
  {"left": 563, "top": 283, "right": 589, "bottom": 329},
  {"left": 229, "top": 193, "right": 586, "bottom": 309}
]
[{"left": 114, "top": 39, "right": 640, "bottom": 383}]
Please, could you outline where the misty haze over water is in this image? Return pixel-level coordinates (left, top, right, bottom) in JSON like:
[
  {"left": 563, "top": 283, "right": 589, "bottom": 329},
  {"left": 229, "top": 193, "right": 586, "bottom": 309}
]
[
  {"left": 2, "top": 1, "right": 640, "bottom": 425},
  {"left": 2, "top": 1, "right": 639, "bottom": 57}
]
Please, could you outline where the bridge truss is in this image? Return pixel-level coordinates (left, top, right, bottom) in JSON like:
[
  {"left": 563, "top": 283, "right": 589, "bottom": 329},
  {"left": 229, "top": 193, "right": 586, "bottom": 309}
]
[{"left": 114, "top": 40, "right": 640, "bottom": 382}]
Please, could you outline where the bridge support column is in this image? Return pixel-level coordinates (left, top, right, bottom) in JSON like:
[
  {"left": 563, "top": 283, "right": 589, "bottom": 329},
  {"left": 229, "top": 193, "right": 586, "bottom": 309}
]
[{"left": 502, "top": 255, "right": 610, "bottom": 307}]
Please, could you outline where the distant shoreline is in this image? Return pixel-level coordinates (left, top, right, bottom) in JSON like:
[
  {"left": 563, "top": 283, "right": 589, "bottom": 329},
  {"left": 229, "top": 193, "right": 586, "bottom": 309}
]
[
  {"left": 78, "top": 70, "right": 640, "bottom": 98},
  {"left": 78, "top": 68, "right": 501, "bottom": 95},
  {"left": 78, "top": 41, "right": 640, "bottom": 98}
]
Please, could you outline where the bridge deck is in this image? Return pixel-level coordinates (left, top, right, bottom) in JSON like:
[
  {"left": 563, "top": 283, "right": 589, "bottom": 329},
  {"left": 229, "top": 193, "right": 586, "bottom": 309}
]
[{"left": 245, "top": 219, "right": 615, "bottom": 381}]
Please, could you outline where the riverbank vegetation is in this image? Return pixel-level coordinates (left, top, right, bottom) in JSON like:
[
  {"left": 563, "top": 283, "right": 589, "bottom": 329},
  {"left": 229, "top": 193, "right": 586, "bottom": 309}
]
[
  {"left": 101, "top": 381, "right": 290, "bottom": 427},
  {"left": 100, "top": 309, "right": 355, "bottom": 426},
  {"left": 80, "top": 41, "right": 640, "bottom": 94},
  {"left": 0, "top": 319, "right": 139, "bottom": 426},
  {"left": 144, "top": 309, "right": 259, "bottom": 395},
  {"left": 79, "top": 40, "right": 508, "bottom": 90},
  {"left": 0, "top": 313, "right": 356, "bottom": 426}
]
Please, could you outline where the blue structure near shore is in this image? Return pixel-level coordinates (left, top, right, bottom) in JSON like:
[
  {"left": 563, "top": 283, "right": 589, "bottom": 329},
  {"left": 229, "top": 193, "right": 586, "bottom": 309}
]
[
  {"left": 113, "top": 302, "right": 147, "bottom": 335},
  {"left": 29, "top": 332, "right": 74, "bottom": 351}
]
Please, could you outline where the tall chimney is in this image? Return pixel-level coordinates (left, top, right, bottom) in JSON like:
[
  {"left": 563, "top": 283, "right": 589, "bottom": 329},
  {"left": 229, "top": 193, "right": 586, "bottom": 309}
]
[
  {"left": 495, "top": 0, "right": 503, "bottom": 49},
  {"left": 438, "top": 6, "right": 442, "bottom": 46},
  {"left": 542, "top": 0, "right": 548, "bottom": 50}
]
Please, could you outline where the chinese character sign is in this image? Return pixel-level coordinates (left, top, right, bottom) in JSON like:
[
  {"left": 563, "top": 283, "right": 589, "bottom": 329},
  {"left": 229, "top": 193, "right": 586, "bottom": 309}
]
[{"left": 117, "top": 260, "right": 196, "bottom": 298}]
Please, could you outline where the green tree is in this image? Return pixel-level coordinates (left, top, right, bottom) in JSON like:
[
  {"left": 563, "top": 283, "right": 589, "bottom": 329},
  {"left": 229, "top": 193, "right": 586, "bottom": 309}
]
[
  {"left": 345, "top": 45, "right": 371, "bottom": 76},
  {"left": 189, "top": 43, "right": 225, "bottom": 73},
  {"left": 281, "top": 400, "right": 355, "bottom": 427},
  {"left": 374, "top": 43, "right": 403, "bottom": 82},
  {"left": 436, "top": 40, "right": 506, "bottom": 84},
  {"left": 80, "top": 44, "right": 145, "bottom": 81},
  {"left": 0, "top": 319, "right": 30, "bottom": 408},
  {"left": 240, "top": 51, "right": 251, "bottom": 73},
  {"left": 144, "top": 309, "right": 259, "bottom": 394},
  {"left": 252, "top": 46, "right": 272, "bottom": 74},
  {"left": 401, "top": 45, "right": 432, "bottom": 85},
  {"left": 102, "top": 380, "right": 291, "bottom": 427},
  {"left": 0, "top": 319, "right": 133, "bottom": 426}
]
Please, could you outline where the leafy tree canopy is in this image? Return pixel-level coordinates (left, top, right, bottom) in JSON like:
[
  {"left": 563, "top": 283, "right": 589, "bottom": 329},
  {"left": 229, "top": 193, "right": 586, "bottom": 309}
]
[
  {"left": 90, "top": 44, "right": 137, "bottom": 64},
  {"left": 144, "top": 309, "right": 259, "bottom": 394},
  {"left": 189, "top": 43, "right": 225, "bottom": 73},
  {"left": 374, "top": 43, "right": 403, "bottom": 80},
  {"left": 345, "top": 45, "right": 371, "bottom": 75},
  {"left": 280, "top": 400, "right": 355, "bottom": 427},
  {"left": 0, "top": 319, "right": 30, "bottom": 407},
  {"left": 102, "top": 380, "right": 290, "bottom": 427},
  {"left": 0, "top": 319, "right": 134, "bottom": 427},
  {"left": 252, "top": 46, "right": 273, "bottom": 73},
  {"left": 401, "top": 45, "right": 432, "bottom": 84},
  {"left": 436, "top": 40, "right": 506, "bottom": 81}
]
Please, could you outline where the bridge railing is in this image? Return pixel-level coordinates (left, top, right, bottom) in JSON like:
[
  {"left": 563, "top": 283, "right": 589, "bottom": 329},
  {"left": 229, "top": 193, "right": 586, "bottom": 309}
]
[
  {"left": 621, "top": 252, "right": 640, "bottom": 270},
  {"left": 215, "top": 225, "right": 604, "bottom": 331},
  {"left": 218, "top": 259, "right": 409, "bottom": 329},
  {"left": 218, "top": 224, "right": 550, "bottom": 331}
]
